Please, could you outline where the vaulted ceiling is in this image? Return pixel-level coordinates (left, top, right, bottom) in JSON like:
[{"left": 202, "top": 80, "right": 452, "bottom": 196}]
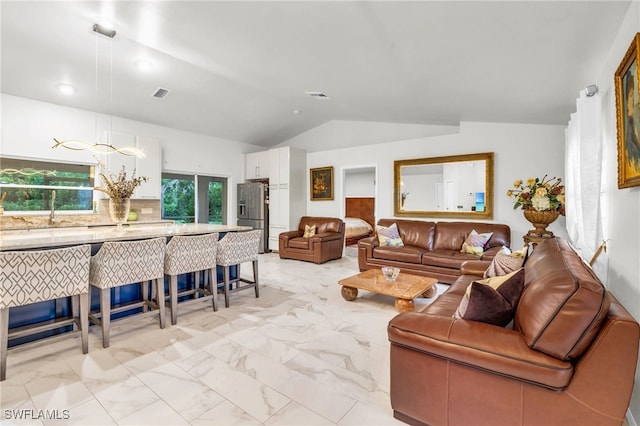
[{"left": 1, "top": 1, "right": 630, "bottom": 148}]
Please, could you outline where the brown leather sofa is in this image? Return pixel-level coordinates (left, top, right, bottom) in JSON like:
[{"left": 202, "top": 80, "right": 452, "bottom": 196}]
[
  {"left": 358, "top": 219, "right": 510, "bottom": 284},
  {"left": 278, "top": 216, "right": 345, "bottom": 264},
  {"left": 388, "top": 238, "right": 640, "bottom": 426}
]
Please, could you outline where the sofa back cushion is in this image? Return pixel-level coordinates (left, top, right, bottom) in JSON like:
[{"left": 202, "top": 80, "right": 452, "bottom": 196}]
[
  {"left": 433, "top": 222, "right": 510, "bottom": 251},
  {"left": 515, "top": 238, "right": 610, "bottom": 361},
  {"left": 377, "top": 219, "right": 435, "bottom": 250},
  {"left": 298, "top": 216, "right": 344, "bottom": 235}
]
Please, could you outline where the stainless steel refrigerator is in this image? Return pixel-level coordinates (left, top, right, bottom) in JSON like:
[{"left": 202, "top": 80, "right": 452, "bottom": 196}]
[{"left": 237, "top": 182, "right": 269, "bottom": 253}]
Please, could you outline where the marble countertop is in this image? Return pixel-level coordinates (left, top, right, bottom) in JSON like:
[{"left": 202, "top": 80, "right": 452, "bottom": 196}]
[{"left": 0, "top": 223, "right": 253, "bottom": 251}]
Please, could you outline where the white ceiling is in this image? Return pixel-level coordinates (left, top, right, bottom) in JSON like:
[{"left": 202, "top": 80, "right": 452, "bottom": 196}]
[{"left": 0, "top": 1, "right": 630, "bottom": 149}]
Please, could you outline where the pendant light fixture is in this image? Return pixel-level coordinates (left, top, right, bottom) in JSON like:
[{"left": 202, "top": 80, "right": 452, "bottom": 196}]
[{"left": 52, "top": 21, "right": 144, "bottom": 159}]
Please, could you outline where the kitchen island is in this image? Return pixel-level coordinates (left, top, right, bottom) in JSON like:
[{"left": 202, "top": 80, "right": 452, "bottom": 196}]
[
  {"left": 0, "top": 223, "right": 252, "bottom": 251},
  {"left": 1, "top": 222, "right": 254, "bottom": 347}
]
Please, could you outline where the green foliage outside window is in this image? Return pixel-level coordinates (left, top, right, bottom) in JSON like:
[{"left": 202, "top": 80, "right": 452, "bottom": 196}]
[
  {"left": 0, "top": 159, "right": 94, "bottom": 211},
  {"left": 161, "top": 178, "right": 195, "bottom": 223},
  {"left": 208, "top": 181, "right": 223, "bottom": 224}
]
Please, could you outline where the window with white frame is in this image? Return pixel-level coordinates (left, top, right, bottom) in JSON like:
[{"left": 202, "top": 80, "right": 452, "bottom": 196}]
[{"left": 0, "top": 158, "right": 95, "bottom": 212}]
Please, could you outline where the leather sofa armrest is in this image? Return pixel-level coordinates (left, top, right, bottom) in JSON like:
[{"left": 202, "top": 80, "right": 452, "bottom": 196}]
[
  {"left": 388, "top": 313, "right": 573, "bottom": 389},
  {"left": 482, "top": 245, "right": 503, "bottom": 259},
  {"left": 459, "top": 260, "right": 491, "bottom": 276},
  {"left": 357, "top": 236, "right": 378, "bottom": 257},
  {"left": 279, "top": 230, "right": 303, "bottom": 247}
]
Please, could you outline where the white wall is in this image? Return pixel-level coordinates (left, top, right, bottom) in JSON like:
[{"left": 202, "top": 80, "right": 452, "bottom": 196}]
[
  {"left": 344, "top": 169, "right": 375, "bottom": 197},
  {"left": 591, "top": 2, "right": 640, "bottom": 422},
  {"left": 300, "top": 120, "right": 568, "bottom": 247},
  {"left": 0, "top": 94, "right": 262, "bottom": 223}
]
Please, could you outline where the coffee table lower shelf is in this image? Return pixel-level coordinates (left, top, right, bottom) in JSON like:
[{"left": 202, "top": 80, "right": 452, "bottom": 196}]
[{"left": 338, "top": 269, "right": 438, "bottom": 312}]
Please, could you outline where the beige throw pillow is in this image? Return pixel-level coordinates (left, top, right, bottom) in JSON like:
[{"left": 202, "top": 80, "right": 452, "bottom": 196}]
[
  {"left": 303, "top": 224, "right": 316, "bottom": 238},
  {"left": 484, "top": 246, "right": 527, "bottom": 278}
]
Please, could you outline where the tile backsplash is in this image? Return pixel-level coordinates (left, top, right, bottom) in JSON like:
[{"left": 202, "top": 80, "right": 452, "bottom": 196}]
[{"left": 1, "top": 199, "right": 164, "bottom": 230}]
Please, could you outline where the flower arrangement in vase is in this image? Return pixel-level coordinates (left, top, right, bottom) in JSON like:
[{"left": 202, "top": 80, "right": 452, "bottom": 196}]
[
  {"left": 507, "top": 175, "right": 565, "bottom": 237},
  {"left": 95, "top": 166, "right": 148, "bottom": 226}
]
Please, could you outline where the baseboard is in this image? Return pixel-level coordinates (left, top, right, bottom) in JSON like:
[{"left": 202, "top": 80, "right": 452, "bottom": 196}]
[{"left": 627, "top": 408, "right": 638, "bottom": 426}]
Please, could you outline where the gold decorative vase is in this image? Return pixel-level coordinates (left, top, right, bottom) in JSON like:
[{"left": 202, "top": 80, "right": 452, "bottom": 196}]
[
  {"left": 109, "top": 198, "right": 131, "bottom": 227},
  {"left": 523, "top": 209, "right": 560, "bottom": 237}
]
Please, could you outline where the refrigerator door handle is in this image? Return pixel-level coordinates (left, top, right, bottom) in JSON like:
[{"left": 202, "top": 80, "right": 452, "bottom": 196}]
[{"left": 239, "top": 203, "right": 246, "bottom": 217}]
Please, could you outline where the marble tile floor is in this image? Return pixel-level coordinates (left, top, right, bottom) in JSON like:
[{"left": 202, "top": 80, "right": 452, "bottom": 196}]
[{"left": 1, "top": 249, "right": 448, "bottom": 426}]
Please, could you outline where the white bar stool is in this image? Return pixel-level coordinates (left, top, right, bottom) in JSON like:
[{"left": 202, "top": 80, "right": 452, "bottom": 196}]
[
  {"left": 164, "top": 232, "right": 219, "bottom": 325},
  {"left": 0, "top": 244, "right": 91, "bottom": 381},
  {"left": 88, "top": 237, "right": 166, "bottom": 348},
  {"left": 216, "top": 230, "right": 262, "bottom": 308}
]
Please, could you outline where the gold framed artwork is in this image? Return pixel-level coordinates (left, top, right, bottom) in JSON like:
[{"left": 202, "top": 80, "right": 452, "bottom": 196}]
[
  {"left": 310, "top": 166, "right": 334, "bottom": 201},
  {"left": 615, "top": 32, "right": 640, "bottom": 189}
]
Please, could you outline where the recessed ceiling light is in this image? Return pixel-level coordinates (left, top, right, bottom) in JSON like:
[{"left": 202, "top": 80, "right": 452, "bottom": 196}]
[
  {"left": 135, "top": 60, "right": 154, "bottom": 72},
  {"left": 56, "top": 84, "right": 75, "bottom": 95},
  {"left": 293, "top": 109, "right": 302, "bottom": 115},
  {"left": 95, "top": 17, "right": 115, "bottom": 30}
]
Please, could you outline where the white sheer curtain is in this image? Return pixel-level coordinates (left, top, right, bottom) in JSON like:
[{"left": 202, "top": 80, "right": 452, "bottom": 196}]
[{"left": 565, "top": 89, "right": 607, "bottom": 280}]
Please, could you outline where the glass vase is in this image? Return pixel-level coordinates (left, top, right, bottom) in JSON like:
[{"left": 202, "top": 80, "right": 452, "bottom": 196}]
[{"left": 109, "top": 197, "right": 131, "bottom": 227}]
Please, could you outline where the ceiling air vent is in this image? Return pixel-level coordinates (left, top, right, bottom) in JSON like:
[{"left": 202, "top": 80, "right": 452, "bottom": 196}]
[
  {"left": 152, "top": 87, "right": 171, "bottom": 99},
  {"left": 305, "top": 91, "right": 330, "bottom": 99}
]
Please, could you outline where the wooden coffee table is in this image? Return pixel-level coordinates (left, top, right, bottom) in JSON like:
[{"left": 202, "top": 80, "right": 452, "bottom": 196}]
[{"left": 338, "top": 269, "right": 438, "bottom": 312}]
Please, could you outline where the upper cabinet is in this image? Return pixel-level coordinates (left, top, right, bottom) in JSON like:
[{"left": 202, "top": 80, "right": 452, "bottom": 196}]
[
  {"left": 245, "top": 151, "right": 270, "bottom": 180},
  {"left": 269, "top": 147, "right": 290, "bottom": 186},
  {"left": 134, "top": 136, "right": 162, "bottom": 199},
  {"left": 103, "top": 132, "right": 162, "bottom": 200},
  {"left": 105, "top": 132, "right": 136, "bottom": 177}
]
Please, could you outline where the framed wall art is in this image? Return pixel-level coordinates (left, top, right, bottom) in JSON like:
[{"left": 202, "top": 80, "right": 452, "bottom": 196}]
[
  {"left": 310, "top": 166, "right": 334, "bottom": 201},
  {"left": 615, "top": 32, "right": 640, "bottom": 189}
]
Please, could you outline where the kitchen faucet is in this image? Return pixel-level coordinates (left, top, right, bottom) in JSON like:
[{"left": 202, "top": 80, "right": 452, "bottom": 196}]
[{"left": 49, "top": 190, "right": 56, "bottom": 223}]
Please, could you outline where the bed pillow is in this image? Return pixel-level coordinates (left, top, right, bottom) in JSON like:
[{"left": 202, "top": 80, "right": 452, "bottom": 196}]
[
  {"left": 454, "top": 268, "right": 525, "bottom": 327},
  {"left": 303, "top": 224, "right": 316, "bottom": 238},
  {"left": 460, "top": 230, "right": 493, "bottom": 256},
  {"left": 376, "top": 223, "right": 404, "bottom": 247},
  {"left": 484, "top": 246, "right": 528, "bottom": 278}
]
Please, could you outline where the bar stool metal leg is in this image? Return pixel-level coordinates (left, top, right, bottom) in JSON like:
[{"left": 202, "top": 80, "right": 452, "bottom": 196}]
[
  {"left": 253, "top": 260, "right": 259, "bottom": 298},
  {"left": 0, "top": 309, "right": 8, "bottom": 381},
  {"left": 99, "top": 288, "right": 112, "bottom": 348},
  {"left": 155, "top": 278, "right": 166, "bottom": 329}
]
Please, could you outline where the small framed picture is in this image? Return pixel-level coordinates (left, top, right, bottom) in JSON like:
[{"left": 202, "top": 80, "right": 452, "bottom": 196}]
[
  {"left": 615, "top": 32, "right": 640, "bottom": 189},
  {"left": 310, "top": 166, "right": 334, "bottom": 201}
]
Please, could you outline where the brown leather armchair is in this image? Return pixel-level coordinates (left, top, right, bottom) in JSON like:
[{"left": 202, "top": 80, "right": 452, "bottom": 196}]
[{"left": 278, "top": 216, "right": 345, "bottom": 264}]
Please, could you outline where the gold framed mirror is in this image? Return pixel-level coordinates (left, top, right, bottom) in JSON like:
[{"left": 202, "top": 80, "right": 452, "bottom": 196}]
[{"left": 394, "top": 152, "right": 494, "bottom": 219}]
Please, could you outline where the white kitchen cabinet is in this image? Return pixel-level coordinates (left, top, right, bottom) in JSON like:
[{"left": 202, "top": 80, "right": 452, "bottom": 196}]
[
  {"left": 105, "top": 132, "right": 136, "bottom": 177},
  {"left": 245, "top": 151, "right": 270, "bottom": 180},
  {"left": 268, "top": 147, "right": 306, "bottom": 251},
  {"left": 269, "top": 146, "right": 291, "bottom": 186},
  {"left": 101, "top": 132, "right": 161, "bottom": 200},
  {"left": 134, "top": 136, "right": 161, "bottom": 199}
]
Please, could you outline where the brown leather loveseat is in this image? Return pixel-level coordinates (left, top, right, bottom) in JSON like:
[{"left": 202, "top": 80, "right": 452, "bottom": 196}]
[
  {"left": 278, "top": 216, "right": 345, "bottom": 264},
  {"left": 358, "top": 219, "right": 510, "bottom": 284},
  {"left": 388, "top": 238, "right": 640, "bottom": 426}
]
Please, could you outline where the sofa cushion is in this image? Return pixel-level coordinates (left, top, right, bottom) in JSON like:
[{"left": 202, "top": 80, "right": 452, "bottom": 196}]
[
  {"left": 516, "top": 238, "right": 610, "bottom": 361},
  {"left": 288, "top": 238, "right": 310, "bottom": 249},
  {"left": 377, "top": 219, "right": 435, "bottom": 250},
  {"left": 298, "top": 216, "right": 343, "bottom": 234},
  {"left": 455, "top": 268, "right": 525, "bottom": 326},
  {"left": 303, "top": 224, "right": 316, "bottom": 238},
  {"left": 484, "top": 246, "right": 527, "bottom": 278},
  {"left": 422, "top": 250, "right": 478, "bottom": 269},
  {"left": 373, "top": 246, "right": 423, "bottom": 264},
  {"left": 434, "top": 222, "right": 510, "bottom": 251},
  {"left": 376, "top": 223, "right": 404, "bottom": 247},
  {"left": 460, "top": 230, "right": 493, "bottom": 256}
]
